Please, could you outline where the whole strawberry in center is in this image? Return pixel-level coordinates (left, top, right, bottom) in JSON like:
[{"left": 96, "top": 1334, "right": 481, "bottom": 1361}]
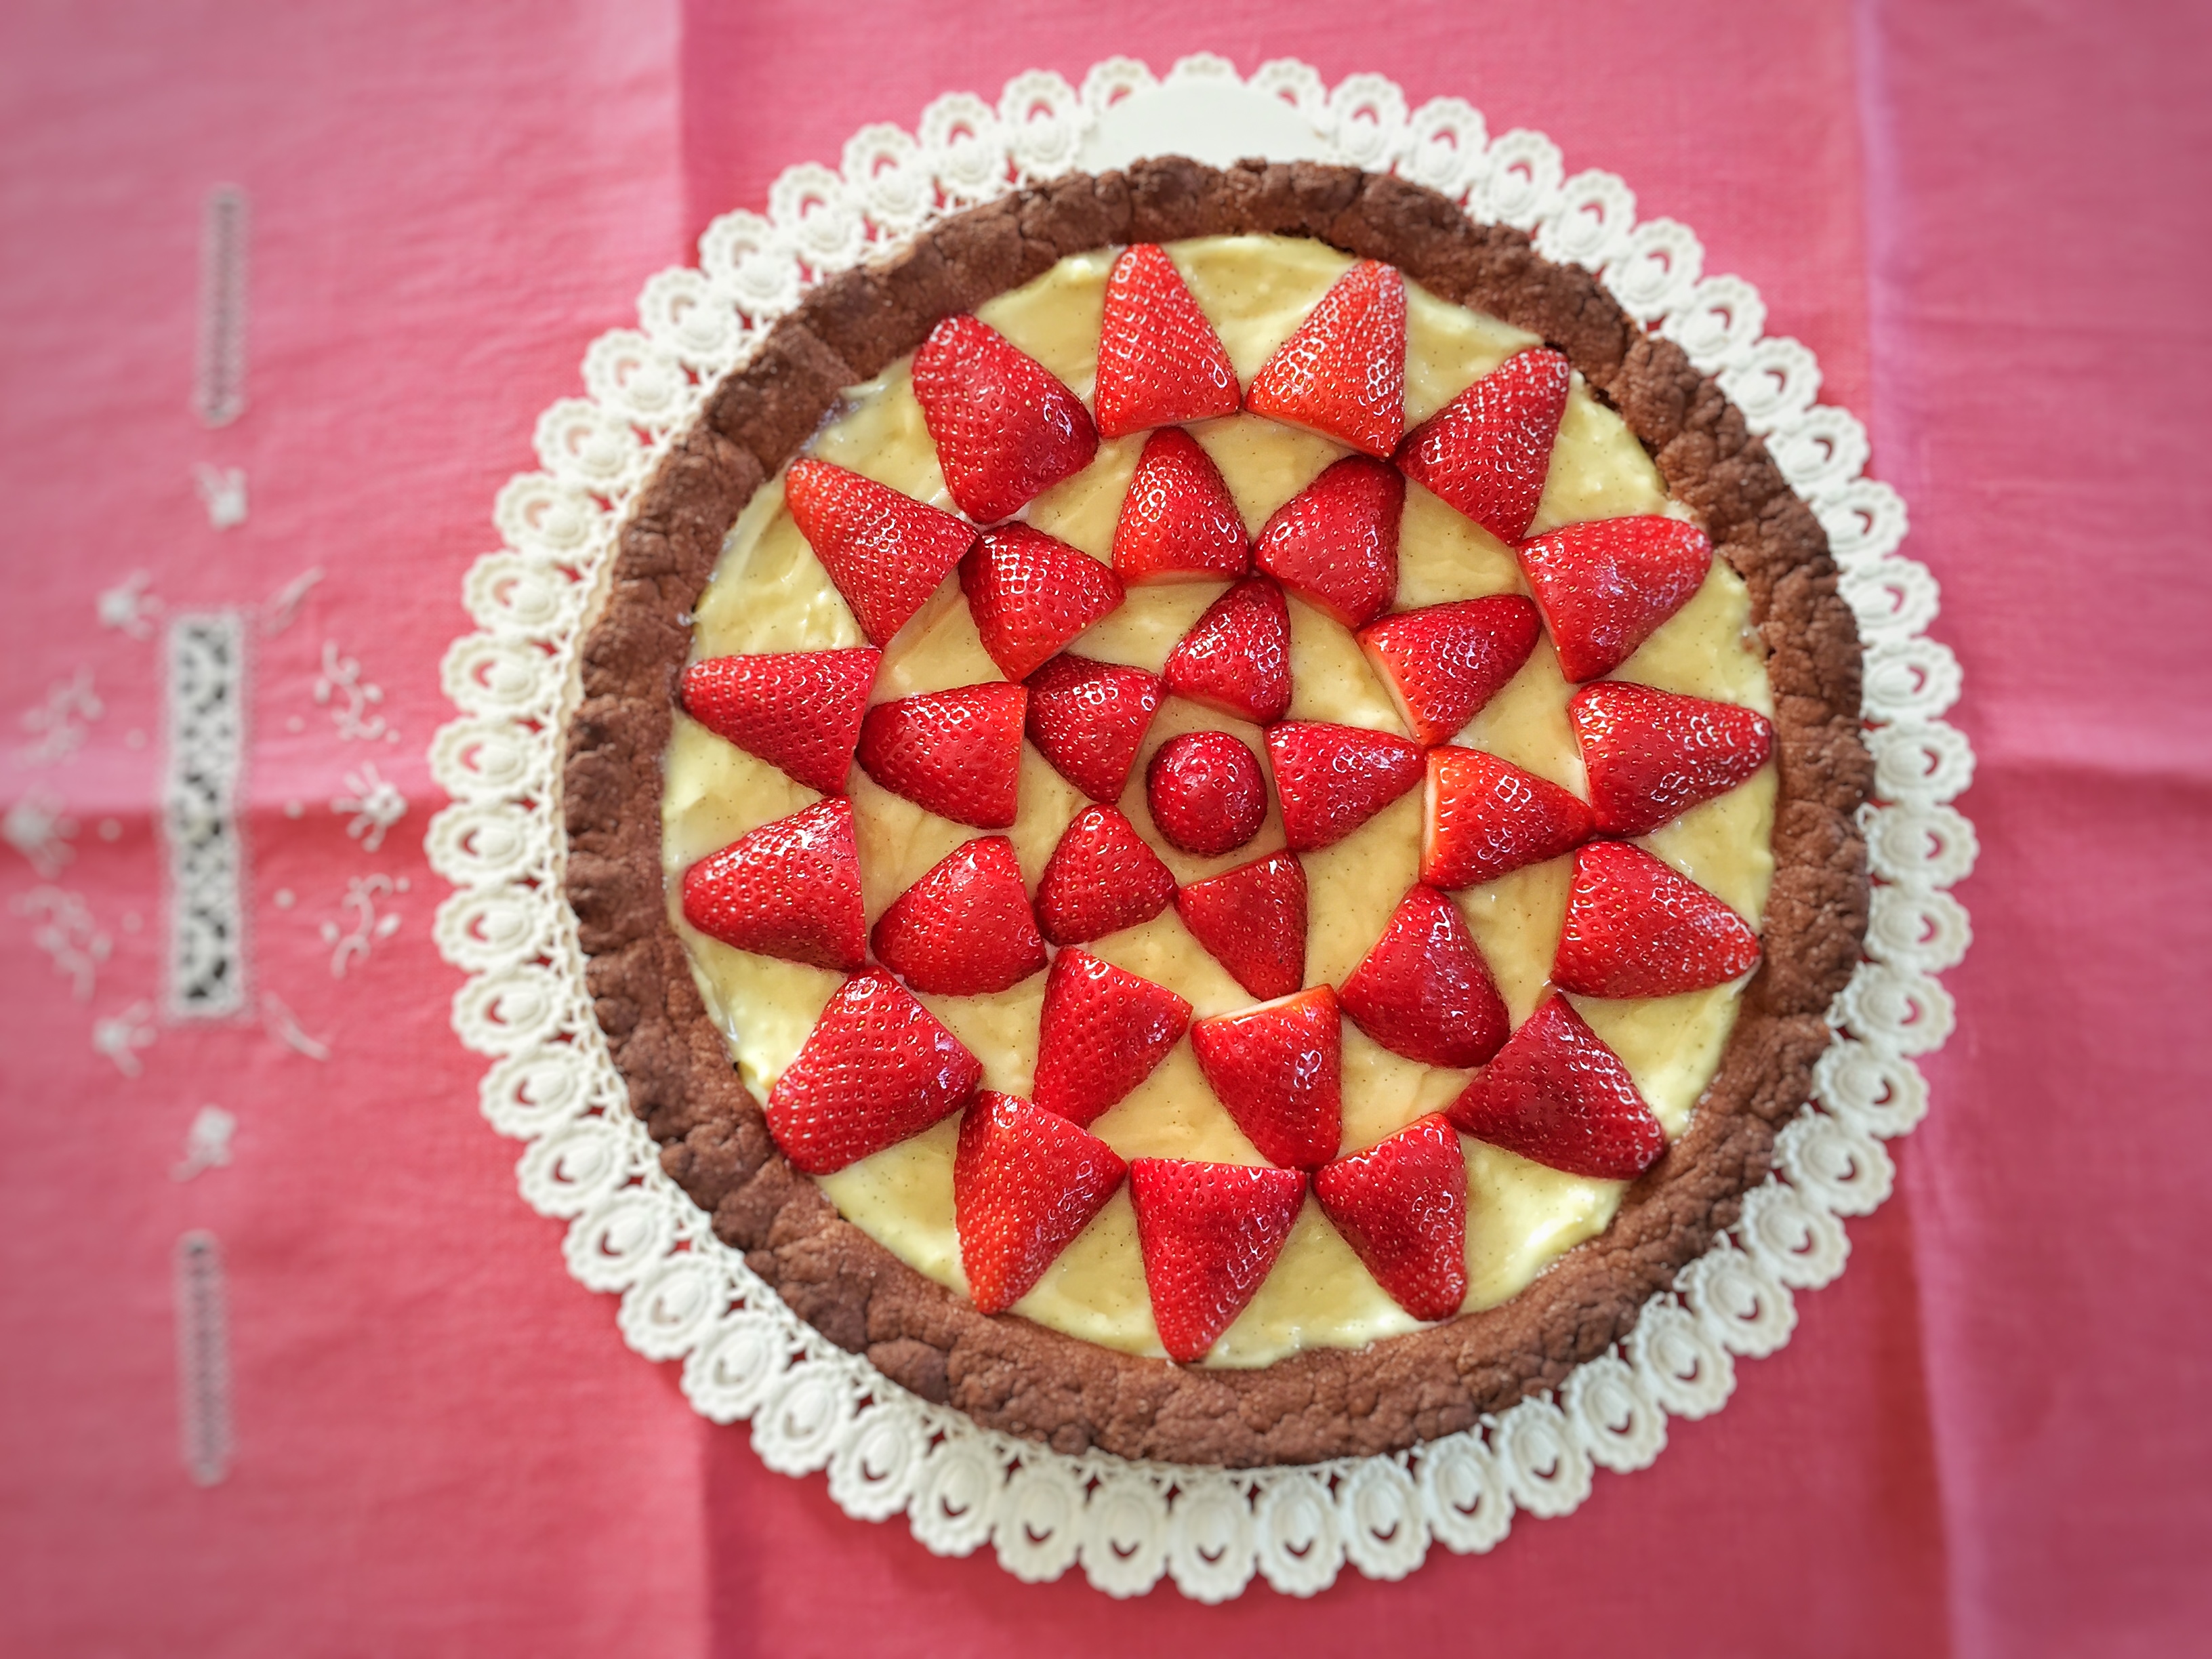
[{"left": 1145, "top": 730, "right": 1268, "bottom": 857}]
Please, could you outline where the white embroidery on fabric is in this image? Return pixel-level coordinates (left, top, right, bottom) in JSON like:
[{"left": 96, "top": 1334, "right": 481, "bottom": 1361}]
[
  {"left": 94, "top": 1000, "right": 158, "bottom": 1076},
  {"left": 98, "top": 571, "right": 164, "bottom": 640},
  {"left": 173, "top": 1230, "right": 234, "bottom": 1485},
  {"left": 320, "top": 873, "right": 402, "bottom": 977},
  {"left": 313, "top": 640, "right": 397, "bottom": 743},
  {"left": 193, "top": 464, "right": 249, "bottom": 529},
  {"left": 12, "top": 885, "right": 110, "bottom": 998},
  {"left": 163, "top": 613, "right": 249, "bottom": 1019},
  {"left": 331, "top": 761, "right": 407, "bottom": 851},
  {"left": 4, "top": 787, "right": 77, "bottom": 876},
  {"left": 194, "top": 186, "right": 249, "bottom": 429},
  {"left": 260, "top": 991, "right": 331, "bottom": 1061},
  {"left": 172, "top": 1105, "right": 237, "bottom": 1181},
  {"left": 261, "top": 568, "right": 323, "bottom": 635},
  {"left": 16, "top": 669, "right": 102, "bottom": 767}
]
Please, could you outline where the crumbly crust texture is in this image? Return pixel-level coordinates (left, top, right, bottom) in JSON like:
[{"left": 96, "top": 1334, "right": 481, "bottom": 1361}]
[{"left": 564, "top": 160, "right": 1870, "bottom": 1467}]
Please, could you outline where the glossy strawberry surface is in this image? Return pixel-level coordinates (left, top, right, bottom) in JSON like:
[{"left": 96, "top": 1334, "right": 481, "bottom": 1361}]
[
  {"left": 1251, "top": 455, "right": 1404, "bottom": 629},
  {"left": 1313, "top": 1115, "right": 1469, "bottom": 1321},
  {"left": 1162, "top": 575, "right": 1292, "bottom": 724},
  {"left": 1569, "top": 679, "right": 1776, "bottom": 836},
  {"left": 1145, "top": 730, "right": 1267, "bottom": 857},
  {"left": 1031, "top": 949, "right": 1193, "bottom": 1126},
  {"left": 783, "top": 459, "right": 976, "bottom": 646},
  {"left": 1189, "top": 986, "right": 1343, "bottom": 1170},
  {"left": 1419, "top": 747, "right": 1594, "bottom": 888},
  {"left": 679, "top": 648, "right": 881, "bottom": 794},
  {"left": 1246, "top": 260, "right": 1406, "bottom": 457},
  {"left": 1338, "top": 884, "right": 1510, "bottom": 1069},
  {"left": 955, "top": 1092, "right": 1127, "bottom": 1315},
  {"left": 766, "top": 970, "right": 983, "bottom": 1174},
  {"left": 1552, "top": 840, "right": 1762, "bottom": 999},
  {"left": 958, "top": 523, "right": 1124, "bottom": 682},
  {"left": 1357, "top": 595, "right": 1540, "bottom": 746},
  {"left": 1517, "top": 516, "right": 1713, "bottom": 682},
  {"left": 1111, "top": 426, "right": 1250, "bottom": 585},
  {"left": 1446, "top": 995, "right": 1666, "bottom": 1181},
  {"left": 855, "top": 683, "right": 1027, "bottom": 829},
  {"left": 1128, "top": 1158, "right": 1308, "bottom": 1363},
  {"left": 1395, "top": 347, "right": 1571, "bottom": 544},
  {"left": 680, "top": 798, "right": 867, "bottom": 972},
  {"left": 869, "top": 836, "right": 1046, "bottom": 996},
  {"left": 1022, "top": 653, "right": 1164, "bottom": 803},
  {"left": 1093, "top": 243, "right": 1242, "bottom": 438},
  {"left": 1267, "top": 721, "right": 1425, "bottom": 852},
  {"left": 1173, "top": 851, "right": 1307, "bottom": 1002},
  {"left": 912, "top": 313, "right": 1098, "bottom": 523},
  {"left": 1033, "top": 805, "right": 1178, "bottom": 946}
]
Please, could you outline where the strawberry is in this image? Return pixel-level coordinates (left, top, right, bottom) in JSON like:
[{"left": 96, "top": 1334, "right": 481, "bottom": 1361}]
[
  {"left": 1189, "top": 986, "right": 1343, "bottom": 1169},
  {"left": 1128, "top": 1158, "right": 1309, "bottom": 1363},
  {"left": 1174, "top": 851, "right": 1307, "bottom": 1001},
  {"left": 960, "top": 523, "right": 1125, "bottom": 682},
  {"left": 912, "top": 313, "right": 1098, "bottom": 523},
  {"left": 783, "top": 459, "right": 977, "bottom": 646},
  {"left": 1033, "top": 804, "right": 1178, "bottom": 946},
  {"left": 1093, "top": 243, "right": 1242, "bottom": 439},
  {"left": 869, "top": 836, "right": 1047, "bottom": 996},
  {"left": 681, "top": 798, "right": 867, "bottom": 971},
  {"left": 1337, "top": 885, "right": 1509, "bottom": 1068},
  {"left": 855, "top": 683, "right": 1027, "bottom": 829},
  {"left": 1356, "top": 595, "right": 1540, "bottom": 746},
  {"left": 954, "top": 1091, "right": 1128, "bottom": 1314},
  {"left": 1568, "top": 680, "right": 1776, "bottom": 836},
  {"left": 766, "top": 969, "right": 983, "bottom": 1174},
  {"left": 1552, "top": 840, "right": 1762, "bottom": 999},
  {"left": 1111, "top": 428, "right": 1250, "bottom": 586},
  {"left": 1145, "top": 730, "right": 1267, "bottom": 857},
  {"left": 1312, "top": 1115, "right": 1468, "bottom": 1320},
  {"left": 1032, "top": 947, "right": 1193, "bottom": 1125},
  {"left": 1446, "top": 994, "right": 1665, "bottom": 1181},
  {"left": 1023, "top": 653, "right": 1164, "bottom": 803},
  {"left": 1266, "top": 721, "right": 1425, "bottom": 852},
  {"left": 1162, "top": 575, "right": 1292, "bottom": 724},
  {"left": 1251, "top": 455, "right": 1404, "bottom": 628},
  {"left": 1246, "top": 260, "right": 1406, "bottom": 457},
  {"left": 1517, "top": 516, "right": 1713, "bottom": 682},
  {"left": 679, "top": 647, "right": 882, "bottom": 794},
  {"left": 1420, "top": 747, "right": 1593, "bottom": 888},
  {"left": 1395, "top": 348, "right": 1571, "bottom": 543}
]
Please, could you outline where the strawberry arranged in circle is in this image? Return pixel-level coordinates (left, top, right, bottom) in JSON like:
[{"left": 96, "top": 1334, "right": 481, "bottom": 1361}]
[
  {"left": 1517, "top": 516, "right": 1713, "bottom": 682},
  {"left": 912, "top": 314, "right": 1099, "bottom": 524},
  {"left": 1189, "top": 985, "right": 1343, "bottom": 1170},
  {"left": 1032, "top": 948, "right": 1193, "bottom": 1126},
  {"left": 1252, "top": 455, "right": 1404, "bottom": 628},
  {"left": 1267, "top": 721, "right": 1425, "bottom": 852},
  {"left": 960, "top": 523, "right": 1125, "bottom": 682},
  {"left": 1174, "top": 851, "right": 1307, "bottom": 1002},
  {"left": 1034, "top": 804, "right": 1178, "bottom": 946},
  {"left": 1338, "top": 885, "right": 1510, "bottom": 1069},
  {"left": 1163, "top": 575, "right": 1292, "bottom": 724},
  {"left": 1145, "top": 730, "right": 1268, "bottom": 857},
  {"left": 1446, "top": 994, "right": 1666, "bottom": 1181},
  {"left": 1357, "top": 595, "right": 1540, "bottom": 746},
  {"left": 1111, "top": 428, "right": 1250, "bottom": 586},
  {"left": 1553, "top": 840, "right": 1762, "bottom": 999},
  {"left": 1420, "top": 747, "right": 1593, "bottom": 889},
  {"left": 1313, "top": 1115, "right": 1468, "bottom": 1321},
  {"left": 1568, "top": 680, "right": 1776, "bottom": 836},
  {"left": 1128, "top": 1158, "right": 1309, "bottom": 1363},
  {"left": 682, "top": 798, "right": 867, "bottom": 971},
  {"left": 679, "top": 647, "right": 882, "bottom": 794},
  {"left": 1395, "top": 347, "right": 1572, "bottom": 544},
  {"left": 1246, "top": 260, "right": 1406, "bottom": 457},
  {"left": 856, "top": 683, "right": 1027, "bottom": 829},
  {"left": 766, "top": 969, "right": 983, "bottom": 1174},
  {"left": 1093, "top": 243, "right": 1242, "bottom": 439},
  {"left": 783, "top": 459, "right": 977, "bottom": 646},
  {"left": 869, "top": 836, "right": 1047, "bottom": 996},
  {"left": 1023, "top": 653, "right": 1163, "bottom": 803},
  {"left": 954, "top": 1091, "right": 1128, "bottom": 1315}
]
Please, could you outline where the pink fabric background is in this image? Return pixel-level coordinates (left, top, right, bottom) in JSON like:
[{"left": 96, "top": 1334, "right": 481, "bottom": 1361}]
[{"left": 2, "top": 1, "right": 2205, "bottom": 1653}]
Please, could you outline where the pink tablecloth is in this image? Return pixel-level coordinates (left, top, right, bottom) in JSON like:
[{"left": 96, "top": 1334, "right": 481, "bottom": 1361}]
[{"left": 3, "top": 2, "right": 2206, "bottom": 1654}]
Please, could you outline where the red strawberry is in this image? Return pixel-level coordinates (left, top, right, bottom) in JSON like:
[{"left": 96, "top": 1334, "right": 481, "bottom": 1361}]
[
  {"left": 679, "top": 647, "right": 882, "bottom": 794},
  {"left": 954, "top": 1091, "right": 1128, "bottom": 1314},
  {"left": 1174, "top": 851, "right": 1307, "bottom": 1001},
  {"left": 1568, "top": 680, "right": 1776, "bottom": 836},
  {"left": 1033, "top": 804, "right": 1178, "bottom": 946},
  {"left": 1446, "top": 994, "right": 1664, "bottom": 1181},
  {"left": 855, "top": 683, "right": 1027, "bottom": 829},
  {"left": 1189, "top": 986, "right": 1343, "bottom": 1169},
  {"left": 1093, "top": 243, "right": 1242, "bottom": 439},
  {"left": 682, "top": 798, "right": 867, "bottom": 971},
  {"left": 1023, "top": 653, "right": 1164, "bottom": 802},
  {"left": 1517, "top": 516, "right": 1713, "bottom": 682},
  {"left": 1145, "top": 730, "right": 1267, "bottom": 858},
  {"left": 959, "top": 523, "right": 1125, "bottom": 682},
  {"left": 783, "top": 459, "right": 977, "bottom": 646},
  {"left": 1128, "top": 1158, "right": 1309, "bottom": 1362},
  {"left": 1357, "top": 596, "right": 1541, "bottom": 746},
  {"left": 869, "top": 836, "right": 1047, "bottom": 996},
  {"left": 1420, "top": 747, "right": 1593, "bottom": 888},
  {"left": 1395, "top": 348, "right": 1571, "bottom": 543},
  {"left": 1266, "top": 721, "right": 1425, "bottom": 852},
  {"left": 1032, "top": 948, "right": 1193, "bottom": 1125},
  {"left": 1552, "top": 840, "right": 1762, "bottom": 999},
  {"left": 766, "top": 969, "right": 983, "bottom": 1174},
  {"left": 1246, "top": 260, "right": 1406, "bottom": 457},
  {"left": 1251, "top": 455, "right": 1404, "bottom": 628},
  {"left": 1111, "top": 428, "right": 1250, "bottom": 586},
  {"left": 1313, "top": 1115, "right": 1468, "bottom": 1320},
  {"left": 912, "top": 314, "right": 1098, "bottom": 523},
  {"left": 1338, "top": 885, "right": 1509, "bottom": 1068},
  {"left": 1162, "top": 576, "right": 1292, "bottom": 724}
]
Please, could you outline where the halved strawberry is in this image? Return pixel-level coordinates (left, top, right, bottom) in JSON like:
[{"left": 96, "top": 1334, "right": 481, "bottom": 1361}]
[
  {"left": 1032, "top": 948, "right": 1193, "bottom": 1125},
  {"left": 1162, "top": 575, "right": 1292, "bottom": 724},
  {"left": 681, "top": 798, "right": 867, "bottom": 971},
  {"left": 1337, "top": 885, "right": 1509, "bottom": 1068},
  {"left": 1189, "top": 986, "right": 1342, "bottom": 1169},
  {"left": 954, "top": 1091, "right": 1128, "bottom": 1314},
  {"left": 912, "top": 314, "right": 1098, "bottom": 523},
  {"left": 1267, "top": 721, "right": 1425, "bottom": 852},
  {"left": 679, "top": 647, "right": 882, "bottom": 794},
  {"left": 855, "top": 683, "right": 1027, "bottom": 828},
  {"left": 1145, "top": 730, "right": 1267, "bottom": 858},
  {"left": 1552, "top": 840, "right": 1762, "bottom": 999},
  {"left": 1111, "top": 428, "right": 1250, "bottom": 586},
  {"left": 1568, "top": 680, "right": 1775, "bottom": 836},
  {"left": 869, "top": 836, "right": 1047, "bottom": 996},
  {"left": 766, "top": 969, "right": 983, "bottom": 1174},
  {"left": 783, "top": 459, "right": 977, "bottom": 646},
  {"left": 1313, "top": 1115, "right": 1468, "bottom": 1320},
  {"left": 1251, "top": 455, "right": 1404, "bottom": 628},
  {"left": 1174, "top": 851, "right": 1307, "bottom": 1001},
  {"left": 1446, "top": 994, "right": 1665, "bottom": 1181},
  {"left": 1420, "top": 747, "right": 1593, "bottom": 888},
  {"left": 1023, "top": 653, "right": 1164, "bottom": 803},
  {"left": 960, "top": 524, "right": 1124, "bottom": 682},
  {"left": 1128, "top": 1158, "right": 1309, "bottom": 1362},
  {"left": 1033, "top": 805, "right": 1178, "bottom": 946},
  {"left": 1395, "top": 348, "right": 1572, "bottom": 543},
  {"left": 1246, "top": 260, "right": 1406, "bottom": 457},
  {"left": 1356, "top": 595, "right": 1540, "bottom": 746},
  {"left": 1517, "top": 516, "right": 1713, "bottom": 682},
  {"left": 1093, "top": 243, "right": 1242, "bottom": 439}
]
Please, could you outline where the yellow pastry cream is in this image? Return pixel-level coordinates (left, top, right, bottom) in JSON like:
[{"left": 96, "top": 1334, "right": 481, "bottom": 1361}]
[{"left": 661, "top": 236, "right": 1776, "bottom": 1367}]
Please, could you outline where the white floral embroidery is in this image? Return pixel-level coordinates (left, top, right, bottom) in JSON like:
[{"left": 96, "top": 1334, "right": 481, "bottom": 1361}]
[
  {"left": 16, "top": 669, "right": 102, "bottom": 766},
  {"left": 331, "top": 761, "right": 407, "bottom": 851},
  {"left": 192, "top": 464, "right": 248, "bottom": 529},
  {"left": 98, "top": 571, "right": 164, "bottom": 640},
  {"left": 12, "top": 885, "right": 110, "bottom": 998},
  {"left": 261, "top": 567, "right": 323, "bottom": 635},
  {"left": 93, "top": 1000, "right": 157, "bottom": 1077},
  {"left": 174, "top": 1229, "right": 234, "bottom": 1486},
  {"left": 173, "top": 1105, "right": 237, "bottom": 1181},
  {"left": 314, "top": 640, "right": 398, "bottom": 743},
  {"left": 164, "top": 613, "right": 249, "bottom": 1019},
  {"left": 260, "top": 991, "right": 331, "bottom": 1060},
  {"left": 195, "top": 184, "right": 249, "bottom": 429},
  {"left": 4, "top": 787, "right": 76, "bottom": 877},
  {"left": 320, "top": 873, "right": 403, "bottom": 977}
]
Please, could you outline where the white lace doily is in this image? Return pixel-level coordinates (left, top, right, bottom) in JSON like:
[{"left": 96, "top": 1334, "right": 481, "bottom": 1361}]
[{"left": 428, "top": 58, "right": 1972, "bottom": 1601}]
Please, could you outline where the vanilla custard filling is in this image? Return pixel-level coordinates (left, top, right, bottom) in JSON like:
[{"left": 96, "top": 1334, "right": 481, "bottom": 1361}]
[{"left": 661, "top": 237, "right": 1776, "bottom": 1367}]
